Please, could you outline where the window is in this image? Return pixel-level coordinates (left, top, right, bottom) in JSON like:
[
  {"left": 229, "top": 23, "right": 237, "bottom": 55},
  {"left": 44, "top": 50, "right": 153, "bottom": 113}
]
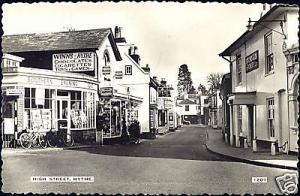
[
  {"left": 125, "top": 65, "right": 132, "bottom": 75},
  {"left": 71, "top": 91, "right": 95, "bottom": 130},
  {"left": 267, "top": 98, "right": 275, "bottom": 137},
  {"left": 204, "top": 99, "right": 208, "bottom": 104},
  {"left": 265, "top": 32, "right": 274, "bottom": 74},
  {"left": 24, "top": 88, "right": 55, "bottom": 131},
  {"left": 185, "top": 105, "right": 189, "bottom": 111},
  {"left": 292, "top": 53, "right": 299, "bottom": 64},
  {"left": 237, "top": 105, "right": 242, "bottom": 132},
  {"left": 104, "top": 50, "right": 110, "bottom": 66},
  {"left": 236, "top": 54, "right": 242, "bottom": 84}
]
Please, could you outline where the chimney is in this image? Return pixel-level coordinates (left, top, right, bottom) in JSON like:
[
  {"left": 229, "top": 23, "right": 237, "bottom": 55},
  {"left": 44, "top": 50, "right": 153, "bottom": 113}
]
[
  {"left": 142, "top": 64, "right": 150, "bottom": 73},
  {"left": 114, "top": 26, "right": 127, "bottom": 43},
  {"left": 128, "top": 46, "right": 133, "bottom": 55},
  {"left": 161, "top": 78, "right": 167, "bottom": 87},
  {"left": 129, "top": 46, "right": 141, "bottom": 64}
]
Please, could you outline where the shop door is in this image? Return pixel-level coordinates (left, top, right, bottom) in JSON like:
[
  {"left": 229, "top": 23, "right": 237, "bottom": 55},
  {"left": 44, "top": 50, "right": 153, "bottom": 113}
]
[
  {"left": 2, "top": 99, "right": 16, "bottom": 148},
  {"left": 57, "top": 97, "right": 71, "bottom": 135}
]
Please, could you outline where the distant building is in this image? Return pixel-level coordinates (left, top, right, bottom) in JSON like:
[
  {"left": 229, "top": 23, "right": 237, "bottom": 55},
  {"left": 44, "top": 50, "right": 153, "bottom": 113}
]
[
  {"left": 176, "top": 93, "right": 200, "bottom": 125},
  {"left": 157, "top": 78, "right": 174, "bottom": 134},
  {"left": 220, "top": 73, "right": 232, "bottom": 143},
  {"left": 208, "top": 89, "right": 222, "bottom": 129}
]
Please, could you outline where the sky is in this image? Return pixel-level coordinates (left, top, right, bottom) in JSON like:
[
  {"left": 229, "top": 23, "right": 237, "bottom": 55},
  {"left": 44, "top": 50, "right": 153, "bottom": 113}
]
[{"left": 2, "top": 2, "right": 263, "bottom": 89}]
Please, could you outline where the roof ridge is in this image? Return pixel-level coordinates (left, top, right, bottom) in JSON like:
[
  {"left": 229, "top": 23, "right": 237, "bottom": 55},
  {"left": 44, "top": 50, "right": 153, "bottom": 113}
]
[{"left": 3, "top": 28, "right": 112, "bottom": 37}]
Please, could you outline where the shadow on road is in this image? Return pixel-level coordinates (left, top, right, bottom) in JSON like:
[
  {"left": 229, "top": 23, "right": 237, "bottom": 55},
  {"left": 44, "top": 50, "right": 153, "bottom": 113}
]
[{"left": 66, "top": 126, "right": 232, "bottom": 162}]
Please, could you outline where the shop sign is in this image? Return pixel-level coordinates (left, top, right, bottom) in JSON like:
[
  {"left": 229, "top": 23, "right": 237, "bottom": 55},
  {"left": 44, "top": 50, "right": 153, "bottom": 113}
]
[
  {"left": 100, "top": 87, "right": 113, "bottom": 97},
  {"left": 6, "top": 88, "right": 24, "bottom": 96},
  {"left": 102, "top": 66, "right": 111, "bottom": 75},
  {"left": 27, "top": 77, "right": 53, "bottom": 85},
  {"left": 53, "top": 52, "right": 95, "bottom": 72},
  {"left": 115, "top": 71, "right": 123, "bottom": 79},
  {"left": 246, "top": 50, "right": 259, "bottom": 73}
]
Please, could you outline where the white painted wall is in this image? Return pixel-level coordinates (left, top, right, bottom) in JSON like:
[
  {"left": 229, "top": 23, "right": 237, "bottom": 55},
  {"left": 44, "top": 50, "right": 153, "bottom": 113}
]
[{"left": 229, "top": 8, "right": 297, "bottom": 144}]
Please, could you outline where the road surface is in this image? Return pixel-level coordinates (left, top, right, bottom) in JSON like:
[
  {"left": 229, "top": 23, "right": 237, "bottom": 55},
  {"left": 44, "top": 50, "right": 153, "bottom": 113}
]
[{"left": 2, "top": 126, "right": 295, "bottom": 194}]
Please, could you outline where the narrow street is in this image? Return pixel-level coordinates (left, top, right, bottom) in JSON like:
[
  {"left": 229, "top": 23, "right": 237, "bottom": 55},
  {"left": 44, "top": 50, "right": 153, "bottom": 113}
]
[{"left": 2, "top": 126, "right": 295, "bottom": 194}]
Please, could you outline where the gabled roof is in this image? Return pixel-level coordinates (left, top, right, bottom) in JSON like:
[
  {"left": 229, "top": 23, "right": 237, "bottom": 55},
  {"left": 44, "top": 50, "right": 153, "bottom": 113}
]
[
  {"left": 2, "top": 28, "right": 122, "bottom": 60},
  {"left": 219, "top": 5, "right": 298, "bottom": 56},
  {"left": 178, "top": 99, "right": 197, "bottom": 105}
]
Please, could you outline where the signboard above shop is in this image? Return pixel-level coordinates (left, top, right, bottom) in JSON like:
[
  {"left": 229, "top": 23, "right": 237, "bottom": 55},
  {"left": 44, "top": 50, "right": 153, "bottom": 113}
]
[
  {"left": 6, "top": 87, "right": 24, "bottom": 96},
  {"left": 53, "top": 52, "right": 95, "bottom": 72}
]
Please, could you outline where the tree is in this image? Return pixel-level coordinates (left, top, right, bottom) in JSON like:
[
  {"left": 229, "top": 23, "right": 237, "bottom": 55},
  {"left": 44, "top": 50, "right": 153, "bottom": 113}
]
[
  {"left": 206, "top": 73, "right": 223, "bottom": 93},
  {"left": 177, "top": 64, "right": 194, "bottom": 96},
  {"left": 198, "top": 83, "right": 208, "bottom": 95}
]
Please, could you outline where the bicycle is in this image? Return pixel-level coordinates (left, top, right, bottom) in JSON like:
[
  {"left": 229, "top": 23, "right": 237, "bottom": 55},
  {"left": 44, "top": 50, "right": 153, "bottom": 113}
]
[
  {"left": 46, "top": 129, "right": 74, "bottom": 147},
  {"left": 19, "top": 130, "right": 47, "bottom": 149}
]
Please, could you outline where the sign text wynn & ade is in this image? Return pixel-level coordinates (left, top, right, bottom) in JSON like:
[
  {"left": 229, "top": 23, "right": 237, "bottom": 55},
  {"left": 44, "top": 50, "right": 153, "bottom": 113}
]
[{"left": 53, "top": 52, "right": 95, "bottom": 72}]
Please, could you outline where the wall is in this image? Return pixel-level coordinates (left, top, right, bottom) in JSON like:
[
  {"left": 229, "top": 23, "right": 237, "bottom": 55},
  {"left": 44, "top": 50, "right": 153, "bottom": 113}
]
[
  {"left": 230, "top": 10, "right": 295, "bottom": 143},
  {"left": 114, "top": 44, "right": 151, "bottom": 133}
]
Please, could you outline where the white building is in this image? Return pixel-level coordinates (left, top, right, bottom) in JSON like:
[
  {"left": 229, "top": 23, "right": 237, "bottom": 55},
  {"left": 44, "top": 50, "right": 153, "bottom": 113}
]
[{"left": 219, "top": 5, "right": 299, "bottom": 153}]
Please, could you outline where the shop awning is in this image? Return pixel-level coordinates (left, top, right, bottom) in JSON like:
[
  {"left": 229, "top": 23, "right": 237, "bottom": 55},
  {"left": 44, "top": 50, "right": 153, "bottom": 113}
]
[{"left": 228, "top": 91, "right": 256, "bottom": 105}]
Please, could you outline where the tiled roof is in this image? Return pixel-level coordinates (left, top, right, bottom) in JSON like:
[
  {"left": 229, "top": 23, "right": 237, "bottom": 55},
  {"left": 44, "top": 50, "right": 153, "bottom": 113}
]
[
  {"left": 178, "top": 99, "right": 197, "bottom": 105},
  {"left": 2, "top": 28, "right": 111, "bottom": 53}
]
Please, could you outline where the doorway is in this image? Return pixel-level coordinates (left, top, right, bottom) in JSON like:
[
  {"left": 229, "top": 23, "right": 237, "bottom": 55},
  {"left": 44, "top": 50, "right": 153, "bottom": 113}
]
[{"left": 57, "top": 95, "right": 71, "bottom": 136}]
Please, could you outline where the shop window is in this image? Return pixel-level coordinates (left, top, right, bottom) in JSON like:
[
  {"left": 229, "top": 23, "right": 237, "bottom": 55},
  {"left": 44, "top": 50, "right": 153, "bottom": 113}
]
[
  {"left": 70, "top": 91, "right": 95, "bottom": 130},
  {"left": 237, "top": 105, "right": 242, "bottom": 132},
  {"left": 265, "top": 32, "right": 274, "bottom": 74},
  {"left": 236, "top": 54, "right": 242, "bottom": 84},
  {"left": 125, "top": 65, "right": 132, "bottom": 75},
  {"left": 185, "top": 105, "right": 189, "bottom": 111},
  {"left": 267, "top": 98, "right": 275, "bottom": 137},
  {"left": 24, "top": 87, "right": 55, "bottom": 131}
]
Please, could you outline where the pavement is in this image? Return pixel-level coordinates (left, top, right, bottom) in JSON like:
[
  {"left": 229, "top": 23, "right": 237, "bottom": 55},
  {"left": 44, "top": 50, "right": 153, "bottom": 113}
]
[{"left": 204, "top": 128, "right": 298, "bottom": 170}]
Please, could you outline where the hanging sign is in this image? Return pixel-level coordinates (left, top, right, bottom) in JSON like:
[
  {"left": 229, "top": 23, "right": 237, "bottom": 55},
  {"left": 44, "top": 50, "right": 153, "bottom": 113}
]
[
  {"left": 115, "top": 71, "right": 123, "bottom": 79},
  {"left": 99, "top": 87, "right": 114, "bottom": 97},
  {"left": 53, "top": 52, "right": 95, "bottom": 72},
  {"left": 102, "top": 66, "right": 111, "bottom": 75},
  {"left": 246, "top": 50, "right": 259, "bottom": 73}
]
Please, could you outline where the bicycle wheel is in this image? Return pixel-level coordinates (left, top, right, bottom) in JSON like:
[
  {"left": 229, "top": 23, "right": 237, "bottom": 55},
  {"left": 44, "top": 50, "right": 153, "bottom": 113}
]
[
  {"left": 19, "top": 133, "right": 32, "bottom": 149},
  {"left": 39, "top": 134, "right": 48, "bottom": 148},
  {"left": 47, "top": 133, "right": 58, "bottom": 148},
  {"left": 63, "top": 133, "right": 74, "bottom": 147}
]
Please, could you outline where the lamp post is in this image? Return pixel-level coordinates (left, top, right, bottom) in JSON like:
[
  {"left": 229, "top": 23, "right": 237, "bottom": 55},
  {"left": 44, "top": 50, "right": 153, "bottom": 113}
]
[{"left": 246, "top": 17, "right": 287, "bottom": 39}]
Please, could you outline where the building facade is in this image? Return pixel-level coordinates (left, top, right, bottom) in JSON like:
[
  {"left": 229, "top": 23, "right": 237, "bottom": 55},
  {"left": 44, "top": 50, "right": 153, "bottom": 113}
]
[
  {"left": 176, "top": 93, "right": 201, "bottom": 125},
  {"left": 1, "top": 27, "right": 156, "bottom": 146},
  {"left": 219, "top": 5, "right": 299, "bottom": 153}
]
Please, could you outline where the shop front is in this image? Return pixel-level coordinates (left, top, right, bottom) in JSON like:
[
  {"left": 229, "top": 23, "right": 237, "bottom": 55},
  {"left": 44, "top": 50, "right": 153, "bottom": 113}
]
[
  {"left": 2, "top": 67, "right": 98, "bottom": 147},
  {"left": 97, "top": 86, "right": 142, "bottom": 140}
]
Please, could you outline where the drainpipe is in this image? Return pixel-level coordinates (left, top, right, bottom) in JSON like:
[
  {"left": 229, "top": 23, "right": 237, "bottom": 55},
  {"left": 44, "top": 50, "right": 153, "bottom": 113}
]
[{"left": 285, "top": 50, "right": 291, "bottom": 154}]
